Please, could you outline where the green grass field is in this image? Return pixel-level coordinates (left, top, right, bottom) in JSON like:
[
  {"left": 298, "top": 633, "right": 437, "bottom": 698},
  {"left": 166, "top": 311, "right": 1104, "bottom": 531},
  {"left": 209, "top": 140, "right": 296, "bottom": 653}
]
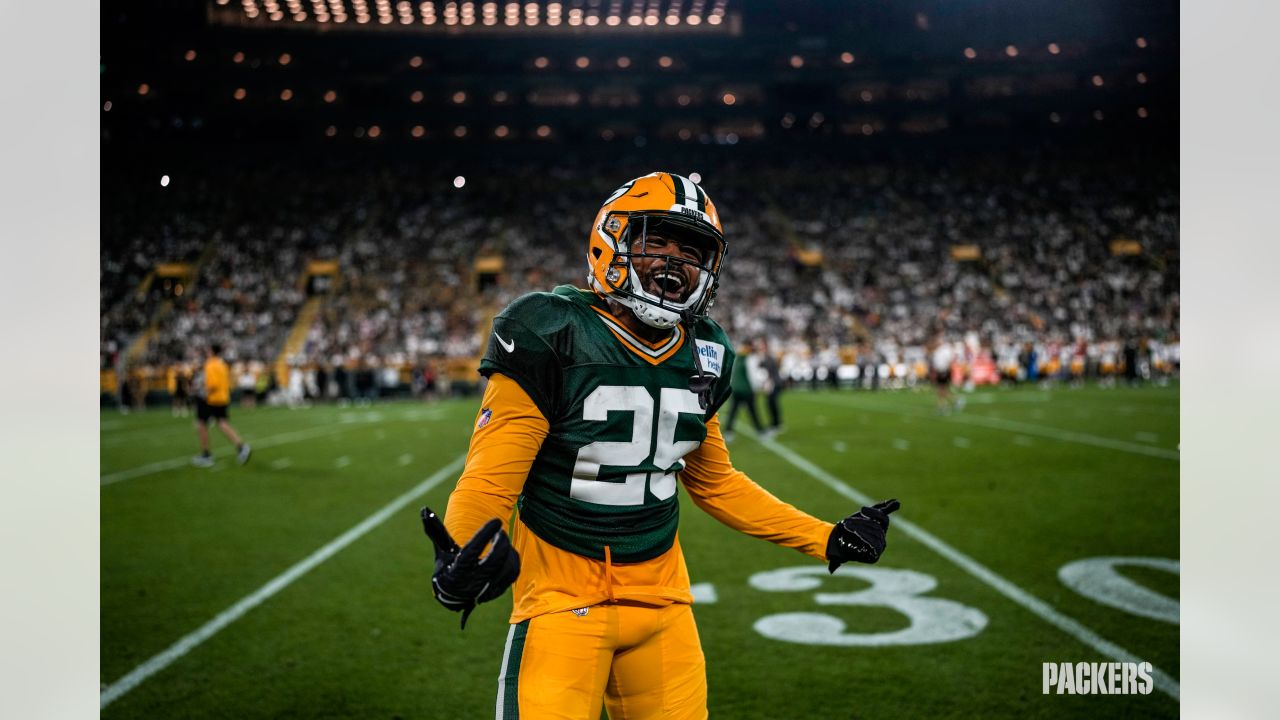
[{"left": 101, "top": 383, "right": 1179, "bottom": 718}]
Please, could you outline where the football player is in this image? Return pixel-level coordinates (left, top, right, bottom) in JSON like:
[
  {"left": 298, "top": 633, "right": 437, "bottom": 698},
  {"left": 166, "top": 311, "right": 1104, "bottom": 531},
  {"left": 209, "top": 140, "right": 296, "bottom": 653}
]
[
  {"left": 191, "top": 342, "right": 252, "bottom": 467},
  {"left": 424, "top": 172, "right": 899, "bottom": 719}
]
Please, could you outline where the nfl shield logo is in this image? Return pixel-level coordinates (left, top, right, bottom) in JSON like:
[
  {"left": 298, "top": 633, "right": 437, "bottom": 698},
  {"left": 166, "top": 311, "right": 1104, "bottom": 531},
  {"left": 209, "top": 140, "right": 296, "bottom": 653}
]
[
  {"left": 571, "top": 607, "right": 589, "bottom": 617},
  {"left": 476, "top": 408, "right": 492, "bottom": 428}
]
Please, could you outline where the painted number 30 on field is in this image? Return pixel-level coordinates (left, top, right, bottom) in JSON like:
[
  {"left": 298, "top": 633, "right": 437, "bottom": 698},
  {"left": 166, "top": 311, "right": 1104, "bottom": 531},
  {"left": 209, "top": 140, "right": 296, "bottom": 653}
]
[{"left": 742, "top": 556, "right": 1179, "bottom": 647}]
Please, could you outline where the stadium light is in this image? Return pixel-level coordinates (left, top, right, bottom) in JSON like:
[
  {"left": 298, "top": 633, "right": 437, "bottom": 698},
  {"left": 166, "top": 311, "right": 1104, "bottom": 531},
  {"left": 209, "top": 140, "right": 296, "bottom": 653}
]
[
  {"left": 1047, "top": 42, "right": 1061, "bottom": 55},
  {"left": 409, "top": 55, "right": 423, "bottom": 67},
  {"left": 325, "top": 125, "right": 337, "bottom": 136},
  {"left": 410, "top": 90, "right": 424, "bottom": 103},
  {"left": 1136, "top": 72, "right": 1148, "bottom": 84},
  {"left": 689, "top": 172, "right": 702, "bottom": 183},
  {"left": 1092, "top": 75, "right": 1104, "bottom": 87},
  {"left": 137, "top": 83, "right": 150, "bottom": 96},
  {"left": 840, "top": 52, "right": 854, "bottom": 64},
  {"left": 233, "top": 51, "right": 246, "bottom": 63},
  {"left": 789, "top": 55, "right": 803, "bottom": 68},
  {"left": 411, "top": 125, "right": 425, "bottom": 137},
  {"left": 453, "top": 175, "right": 466, "bottom": 188},
  {"left": 185, "top": 50, "right": 197, "bottom": 61},
  {"left": 658, "top": 55, "right": 673, "bottom": 68},
  {"left": 234, "top": 87, "right": 247, "bottom": 100},
  {"left": 160, "top": 175, "right": 170, "bottom": 187},
  {"left": 1005, "top": 45, "right": 1018, "bottom": 57},
  {"left": 368, "top": 125, "right": 382, "bottom": 137},
  {"left": 1137, "top": 107, "right": 1149, "bottom": 118},
  {"left": 617, "top": 56, "right": 631, "bottom": 68},
  {"left": 1136, "top": 37, "right": 1148, "bottom": 48},
  {"left": 280, "top": 88, "right": 294, "bottom": 101},
  {"left": 103, "top": 100, "right": 112, "bottom": 112},
  {"left": 324, "top": 90, "right": 337, "bottom": 102},
  {"left": 963, "top": 47, "right": 976, "bottom": 59},
  {"left": 535, "top": 124, "right": 551, "bottom": 138}
]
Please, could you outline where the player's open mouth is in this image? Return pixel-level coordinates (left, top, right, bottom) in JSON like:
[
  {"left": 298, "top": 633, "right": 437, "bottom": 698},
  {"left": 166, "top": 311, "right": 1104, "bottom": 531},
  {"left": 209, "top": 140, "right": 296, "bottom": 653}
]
[{"left": 648, "top": 269, "right": 689, "bottom": 302}]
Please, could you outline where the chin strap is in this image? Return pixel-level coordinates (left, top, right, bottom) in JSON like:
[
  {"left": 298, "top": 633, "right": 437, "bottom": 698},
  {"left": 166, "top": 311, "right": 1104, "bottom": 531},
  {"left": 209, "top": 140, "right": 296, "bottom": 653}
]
[{"left": 683, "top": 311, "right": 715, "bottom": 410}]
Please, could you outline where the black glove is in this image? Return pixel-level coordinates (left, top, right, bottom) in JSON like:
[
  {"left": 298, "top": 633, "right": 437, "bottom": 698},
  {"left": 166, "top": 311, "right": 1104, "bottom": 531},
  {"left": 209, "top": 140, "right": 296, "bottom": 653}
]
[
  {"left": 826, "top": 499, "right": 901, "bottom": 572},
  {"left": 421, "top": 507, "right": 521, "bottom": 629}
]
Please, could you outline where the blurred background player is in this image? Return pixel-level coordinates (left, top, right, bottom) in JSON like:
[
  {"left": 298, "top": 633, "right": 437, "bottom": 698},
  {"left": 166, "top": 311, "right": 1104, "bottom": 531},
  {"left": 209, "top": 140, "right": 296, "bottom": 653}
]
[
  {"left": 758, "top": 339, "right": 785, "bottom": 437},
  {"left": 169, "top": 361, "right": 190, "bottom": 418},
  {"left": 930, "top": 334, "right": 960, "bottom": 414},
  {"left": 722, "top": 341, "right": 765, "bottom": 441},
  {"left": 192, "top": 342, "right": 252, "bottom": 467}
]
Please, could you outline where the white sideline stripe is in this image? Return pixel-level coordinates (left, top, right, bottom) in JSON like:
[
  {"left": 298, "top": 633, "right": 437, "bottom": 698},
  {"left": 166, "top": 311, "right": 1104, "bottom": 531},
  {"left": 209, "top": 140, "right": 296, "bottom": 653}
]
[
  {"left": 806, "top": 396, "right": 1178, "bottom": 461},
  {"left": 100, "top": 425, "right": 348, "bottom": 485},
  {"left": 496, "top": 623, "right": 517, "bottom": 719},
  {"left": 99, "top": 454, "right": 467, "bottom": 710},
  {"left": 746, "top": 431, "right": 1180, "bottom": 702}
]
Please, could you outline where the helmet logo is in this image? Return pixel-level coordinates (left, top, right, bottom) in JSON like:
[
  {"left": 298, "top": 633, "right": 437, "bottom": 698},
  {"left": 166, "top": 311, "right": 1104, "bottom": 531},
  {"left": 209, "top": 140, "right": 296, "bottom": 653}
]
[{"left": 606, "top": 217, "right": 622, "bottom": 232}]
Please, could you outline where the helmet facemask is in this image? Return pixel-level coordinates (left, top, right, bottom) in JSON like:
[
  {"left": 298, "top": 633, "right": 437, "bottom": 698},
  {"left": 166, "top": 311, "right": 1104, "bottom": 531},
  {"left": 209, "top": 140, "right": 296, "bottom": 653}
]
[{"left": 593, "top": 212, "right": 726, "bottom": 329}]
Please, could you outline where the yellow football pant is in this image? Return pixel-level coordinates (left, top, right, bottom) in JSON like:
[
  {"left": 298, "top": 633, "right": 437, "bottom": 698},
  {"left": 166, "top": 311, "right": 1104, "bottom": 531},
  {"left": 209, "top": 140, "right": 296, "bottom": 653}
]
[{"left": 496, "top": 601, "right": 707, "bottom": 719}]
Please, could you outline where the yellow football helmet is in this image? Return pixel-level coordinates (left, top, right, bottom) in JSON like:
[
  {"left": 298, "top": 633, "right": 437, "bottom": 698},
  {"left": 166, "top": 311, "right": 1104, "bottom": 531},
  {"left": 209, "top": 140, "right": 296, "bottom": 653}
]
[{"left": 587, "top": 172, "right": 727, "bottom": 329}]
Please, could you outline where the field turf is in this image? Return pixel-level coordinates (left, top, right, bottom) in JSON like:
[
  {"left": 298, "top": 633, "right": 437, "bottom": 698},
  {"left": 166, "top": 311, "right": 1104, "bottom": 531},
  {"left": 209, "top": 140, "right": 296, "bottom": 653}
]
[{"left": 101, "top": 383, "right": 1178, "bottom": 718}]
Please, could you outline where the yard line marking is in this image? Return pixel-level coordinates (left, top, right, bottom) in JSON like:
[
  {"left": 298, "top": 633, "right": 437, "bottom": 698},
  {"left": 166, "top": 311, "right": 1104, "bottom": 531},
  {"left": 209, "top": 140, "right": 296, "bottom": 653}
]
[
  {"left": 952, "top": 437, "right": 971, "bottom": 449},
  {"left": 100, "top": 425, "right": 349, "bottom": 486},
  {"left": 746, "top": 431, "right": 1180, "bottom": 702},
  {"left": 891, "top": 439, "right": 910, "bottom": 451},
  {"left": 335, "top": 456, "right": 351, "bottom": 468},
  {"left": 99, "top": 453, "right": 467, "bottom": 710},
  {"left": 1013, "top": 436, "right": 1033, "bottom": 447},
  {"left": 270, "top": 458, "right": 293, "bottom": 470},
  {"left": 398, "top": 453, "right": 413, "bottom": 466},
  {"left": 1134, "top": 432, "right": 1159, "bottom": 444},
  {"left": 690, "top": 582, "right": 718, "bottom": 604},
  {"left": 804, "top": 396, "right": 1178, "bottom": 461}
]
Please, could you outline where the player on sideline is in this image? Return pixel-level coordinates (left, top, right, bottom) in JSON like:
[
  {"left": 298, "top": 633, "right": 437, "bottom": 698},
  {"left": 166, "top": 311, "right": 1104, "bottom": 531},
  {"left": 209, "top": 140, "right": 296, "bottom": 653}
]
[
  {"left": 421, "top": 172, "right": 900, "bottom": 719},
  {"left": 191, "top": 342, "right": 252, "bottom": 467}
]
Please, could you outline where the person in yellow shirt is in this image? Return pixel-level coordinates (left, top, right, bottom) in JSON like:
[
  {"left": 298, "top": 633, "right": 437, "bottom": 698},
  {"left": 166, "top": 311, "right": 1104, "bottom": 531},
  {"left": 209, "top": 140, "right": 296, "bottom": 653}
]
[
  {"left": 420, "top": 173, "right": 900, "bottom": 719},
  {"left": 192, "top": 342, "right": 252, "bottom": 467}
]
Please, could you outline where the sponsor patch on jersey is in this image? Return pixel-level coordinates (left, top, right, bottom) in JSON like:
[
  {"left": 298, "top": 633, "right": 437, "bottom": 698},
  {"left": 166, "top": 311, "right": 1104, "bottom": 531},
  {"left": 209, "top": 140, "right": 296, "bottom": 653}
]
[
  {"left": 694, "top": 339, "right": 725, "bottom": 377},
  {"left": 476, "top": 407, "right": 492, "bottom": 428}
]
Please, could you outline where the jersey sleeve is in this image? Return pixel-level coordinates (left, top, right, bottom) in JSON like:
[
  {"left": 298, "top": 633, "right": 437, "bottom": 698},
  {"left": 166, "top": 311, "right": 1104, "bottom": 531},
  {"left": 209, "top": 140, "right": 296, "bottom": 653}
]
[
  {"left": 679, "top": 413, "right": 833, "bottom": 561},
  {"left": 478, "top": 294, "right": 566, "bottom": 421},
  {"left": 443, "top": 372, "right": 550, "bottom": 545}
]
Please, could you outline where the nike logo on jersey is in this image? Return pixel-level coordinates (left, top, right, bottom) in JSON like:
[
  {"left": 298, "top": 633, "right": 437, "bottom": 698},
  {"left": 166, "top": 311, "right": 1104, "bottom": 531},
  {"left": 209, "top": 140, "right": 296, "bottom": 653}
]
[{"left": 495, "top": 332, "right": 515, "bottom": 352}]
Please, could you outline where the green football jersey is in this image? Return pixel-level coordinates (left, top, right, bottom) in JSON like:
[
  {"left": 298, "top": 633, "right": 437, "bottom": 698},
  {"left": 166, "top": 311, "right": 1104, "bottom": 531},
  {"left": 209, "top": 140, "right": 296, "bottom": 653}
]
[{"left": 478, "top": 285, "right": 737, "bottom": 563}]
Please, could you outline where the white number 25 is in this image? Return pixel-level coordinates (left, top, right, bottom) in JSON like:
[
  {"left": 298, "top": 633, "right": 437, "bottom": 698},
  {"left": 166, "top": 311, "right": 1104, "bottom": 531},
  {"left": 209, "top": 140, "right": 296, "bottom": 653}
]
[{"left": 570, "top": 385, "right": 704, "bottom": 506}]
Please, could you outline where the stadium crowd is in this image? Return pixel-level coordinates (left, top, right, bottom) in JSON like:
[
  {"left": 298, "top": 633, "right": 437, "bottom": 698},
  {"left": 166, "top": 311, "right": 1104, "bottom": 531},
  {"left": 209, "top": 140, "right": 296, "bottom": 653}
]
[{"left": 101, "top": 147, "right": 1178, "bottom": 403}]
